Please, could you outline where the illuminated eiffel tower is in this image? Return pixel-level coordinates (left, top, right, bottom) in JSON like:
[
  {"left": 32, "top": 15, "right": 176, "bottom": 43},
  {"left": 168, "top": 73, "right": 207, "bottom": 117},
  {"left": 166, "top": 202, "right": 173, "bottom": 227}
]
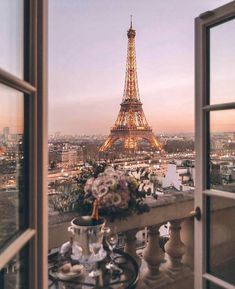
[{"left": 100, "top": 18, "right": 161, "bottom": 152}]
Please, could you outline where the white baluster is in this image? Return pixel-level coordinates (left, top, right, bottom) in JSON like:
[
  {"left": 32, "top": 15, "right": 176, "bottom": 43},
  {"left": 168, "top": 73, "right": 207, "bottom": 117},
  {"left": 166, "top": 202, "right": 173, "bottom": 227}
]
[
  {"left": 181, "top": 217, "right": 194, "bottom": 269},
  {"left": 140, "top": 225, "right": 171, "bottom": 289},
  {"left": 124, "top": 229, "right": 141, "bottom": 266},
  {"left": 164, "top": 220, "right": 191, "bottom": 279}
]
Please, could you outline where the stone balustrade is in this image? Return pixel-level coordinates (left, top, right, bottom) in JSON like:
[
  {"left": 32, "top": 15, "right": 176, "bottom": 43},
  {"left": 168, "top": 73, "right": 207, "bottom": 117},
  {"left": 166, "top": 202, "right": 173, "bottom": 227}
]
[
  {"left": 49, "top": 191, "right": 195, "bottom": 289},
  {"left": 49, "top": 191, "right": 194, "bottom": 248},
  {"left": 107, "top": 191, "right": 195, "bottom": 289},
  {"left": 48, "top": 191, "right": 235, "bottom": 289}
]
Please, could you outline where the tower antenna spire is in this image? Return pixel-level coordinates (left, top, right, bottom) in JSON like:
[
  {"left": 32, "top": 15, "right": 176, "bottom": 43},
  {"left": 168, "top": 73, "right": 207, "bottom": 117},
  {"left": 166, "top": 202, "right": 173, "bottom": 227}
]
[{"left": 130, "top": 15, "right": 133, "bottom": 28}]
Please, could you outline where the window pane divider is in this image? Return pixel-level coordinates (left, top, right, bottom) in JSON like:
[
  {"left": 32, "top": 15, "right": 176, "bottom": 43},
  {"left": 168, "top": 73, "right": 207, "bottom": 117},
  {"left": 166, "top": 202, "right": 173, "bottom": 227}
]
[
  {"left": 204, "top": 189, "right": 235, "bottom": 200},
  {"left": 203, "top": 102, "right": 235, "bottom": 111},
  {"left": 0, "top": 68, "right": 36, "bottom": 94},
  {"left": 0, "top": 229, "right": 36, "bottom": 269},
  {"left": 203, "top": 273, "right": 235, "bottom": 289}
]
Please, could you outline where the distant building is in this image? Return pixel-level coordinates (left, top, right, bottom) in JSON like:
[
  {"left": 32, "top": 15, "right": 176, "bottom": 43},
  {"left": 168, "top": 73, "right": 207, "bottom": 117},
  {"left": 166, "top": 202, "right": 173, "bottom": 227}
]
[
  {"left": 49, "top": 150, "right": 57, "bottom": 163},
  {"left": 49, "top": 149, "right": 78, "bottom": 164},
  {"left": 3, "top": 127, "right": 10, "bottom": 141},
  {"left": 162, "top": 161, "right": 195, "bottom": 191},
  {"left": 211, "top": 161, "right": 235, "bottom": 185}
]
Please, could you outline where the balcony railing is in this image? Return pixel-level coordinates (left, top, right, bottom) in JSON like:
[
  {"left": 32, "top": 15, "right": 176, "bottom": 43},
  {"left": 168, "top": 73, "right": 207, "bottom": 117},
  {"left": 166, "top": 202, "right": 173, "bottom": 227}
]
[{"left": 49, "top": 191, "right": 235, "bottom": 289}]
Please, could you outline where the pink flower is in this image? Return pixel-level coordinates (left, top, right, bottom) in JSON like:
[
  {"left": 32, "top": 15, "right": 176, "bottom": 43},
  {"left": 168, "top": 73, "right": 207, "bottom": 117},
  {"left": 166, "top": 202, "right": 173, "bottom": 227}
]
[
  {"left": 98, "top": 185, "right": 109, "bottom": 197},
  {"left": 121, "top": 190, "right": 130, "bottom": 203},
  {"left": 119, "top": 178, "right": 128, "bottom": 190},
  {"left": 84, "top": 177, "right": 94, "bottom": 193},
  {"left": 105, "top": 177, "right": 116, "bottom": 187},
  {"left": 100, "top": 193, "right": 113, "bottom": 206},
  {"left": 112, "top": 193, "right": 122, "bottom": 206}
]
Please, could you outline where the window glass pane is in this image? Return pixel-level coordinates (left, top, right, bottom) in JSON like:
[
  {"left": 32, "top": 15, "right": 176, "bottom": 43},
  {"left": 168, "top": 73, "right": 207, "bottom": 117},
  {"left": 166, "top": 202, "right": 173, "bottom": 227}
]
[
  {"left": 210, "top": 19, "right": 235, "bottom": 105},
  {"left": 210, "top": 110, "right": 235, "bottom": 192},
  {"left": 207, "top": 195, "right": 235, "bottom": 285},
  {"left": 0, "top": 246, "right": 28, "bottom": 289},
  {"left": 206, "top": 280, "right": 224, "bottom": 289},
  {"left": 0, "top": 84, "right": 28, "bottom": 248},
  {"left": 0, "top": 0, "right": 24, "bottom": 78}
]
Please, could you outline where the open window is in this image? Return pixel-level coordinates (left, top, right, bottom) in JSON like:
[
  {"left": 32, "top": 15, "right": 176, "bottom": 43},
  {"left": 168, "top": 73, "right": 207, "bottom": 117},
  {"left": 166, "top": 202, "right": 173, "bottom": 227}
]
[
  {"left": 195, "top": 2, "right": 235, "bottom": 289},
  {"left": 0, "top": 1, "right": 48, "bottom": 288}
]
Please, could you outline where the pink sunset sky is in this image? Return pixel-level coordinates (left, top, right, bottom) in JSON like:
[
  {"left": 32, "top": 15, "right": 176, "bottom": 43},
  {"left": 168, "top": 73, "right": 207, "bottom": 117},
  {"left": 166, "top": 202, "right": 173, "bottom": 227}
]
[
  {"left": 0, "top": 0, "right": 234, "bottom": 135},
  {"left": 48, "top": 0, "right": 234, "bottom": 135}
]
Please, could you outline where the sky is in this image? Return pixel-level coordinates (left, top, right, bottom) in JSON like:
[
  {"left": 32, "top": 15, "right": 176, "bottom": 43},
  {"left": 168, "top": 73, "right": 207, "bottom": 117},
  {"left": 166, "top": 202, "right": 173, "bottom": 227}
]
[
  {"left": 0, "top": 1, "right": 24, "bottom": 133},
  {"left": 0, "top": 84, "right": 23, "bottom": 134},
  {"left": 48, "top": 0, "right": 234, "bottom": 135},
  {"left": 0, "top": 0, "right": 234, "bottom": 135}
]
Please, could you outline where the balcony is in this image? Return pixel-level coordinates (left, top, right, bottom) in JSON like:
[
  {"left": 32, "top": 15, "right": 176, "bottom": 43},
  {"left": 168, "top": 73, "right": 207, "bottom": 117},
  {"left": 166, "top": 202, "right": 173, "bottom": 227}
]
[
  {"left": 49, "top": 191, "right": 235, "bottom": 289},
  {"left": 48, "top": 191, "right": 192, "bottom": 288}
]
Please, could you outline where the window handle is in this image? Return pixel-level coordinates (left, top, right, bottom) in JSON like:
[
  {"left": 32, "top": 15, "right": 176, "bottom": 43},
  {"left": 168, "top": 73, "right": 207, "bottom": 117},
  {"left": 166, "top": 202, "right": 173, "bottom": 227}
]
[{"left": 190, "top": 206, "right": 201, "bottom": 221}]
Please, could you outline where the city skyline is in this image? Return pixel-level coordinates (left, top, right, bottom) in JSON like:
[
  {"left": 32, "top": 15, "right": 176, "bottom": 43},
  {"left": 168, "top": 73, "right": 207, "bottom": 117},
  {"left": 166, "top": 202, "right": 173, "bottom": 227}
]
[{"left": 48, "top": 0, "right": 232, "bottom": 135}]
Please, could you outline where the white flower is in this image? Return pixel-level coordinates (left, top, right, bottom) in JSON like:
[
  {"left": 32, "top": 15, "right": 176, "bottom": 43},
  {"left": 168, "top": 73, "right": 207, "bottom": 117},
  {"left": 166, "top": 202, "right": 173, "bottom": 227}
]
[
  {"left": 84, "top": 184, "right": 90, "bottom": 193},
  {"left": 112, "top": 194, "right": 122, "bottom": 206},
  {"left": 108, "top": 173, "right": 120, "bottom": 181},
  {"left": 101, "top": 193, "right": 113, "bottom": 206},
  {"left": 98, "top": 185, "right": 109, "bottom": 197},
  {"left": 93, "top": 178, "right": 101, "bottom": 187},
  {"left": 105, "top": 177, "right": 116, "bottom": 187},
  {"left": 86, "top": 177, "right": 94, "bottom": 186},
  {"left": 98, "top": 173, "right": 106, "bottom": 178},
  {"left": 84, "top": 177, "right": 94, "bottom": 193},
  {"left": 91, "top": 186, "right": 99, "bottom": 198},
  {"left": 97, "top": 176, "right": 106, "bottom": 186}
]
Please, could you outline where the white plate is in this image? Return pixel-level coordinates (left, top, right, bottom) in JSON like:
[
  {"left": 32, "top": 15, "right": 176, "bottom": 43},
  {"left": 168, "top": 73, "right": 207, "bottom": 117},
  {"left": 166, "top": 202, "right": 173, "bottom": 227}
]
[
  {"left": 57, "top": 265, "right": 84, "bottom": 280},
  {"left": 71, "top": 246, "right": 107, "bottom": 264},
  {"left": 74, "top": 248, "right": 107, "bottom": 264}
]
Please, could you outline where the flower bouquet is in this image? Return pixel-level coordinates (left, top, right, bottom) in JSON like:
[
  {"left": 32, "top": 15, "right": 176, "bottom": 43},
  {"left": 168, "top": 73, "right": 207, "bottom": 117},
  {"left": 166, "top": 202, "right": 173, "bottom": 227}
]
[
  {"left": 49, "top": 162, "right": 150, "bottom": 222},
  {"left": 76, "top": 162, "right": 150, "bottom": 222}
]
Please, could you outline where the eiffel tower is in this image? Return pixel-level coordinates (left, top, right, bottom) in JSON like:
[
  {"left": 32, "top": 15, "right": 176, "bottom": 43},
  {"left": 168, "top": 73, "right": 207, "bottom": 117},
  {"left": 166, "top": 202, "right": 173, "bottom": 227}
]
[{"left": 100, "top": 19, "right": 161, "bottom": 152}]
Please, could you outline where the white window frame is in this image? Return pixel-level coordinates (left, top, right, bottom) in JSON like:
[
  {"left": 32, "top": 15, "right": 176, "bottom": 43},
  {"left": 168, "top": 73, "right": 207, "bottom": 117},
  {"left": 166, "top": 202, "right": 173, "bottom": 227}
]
[
  {"left": 195, "top": 1, "right": 235, "bottom": 289},
  {"left": 0, "top": 1, "right": 48, "bottom": 288}
]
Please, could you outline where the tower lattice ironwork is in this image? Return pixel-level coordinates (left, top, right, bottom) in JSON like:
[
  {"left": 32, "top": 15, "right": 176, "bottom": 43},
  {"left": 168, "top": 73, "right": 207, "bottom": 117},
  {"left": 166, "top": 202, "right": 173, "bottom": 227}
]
[{"left": 100, "top": 19, "right": 161, "bottom": 152}]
